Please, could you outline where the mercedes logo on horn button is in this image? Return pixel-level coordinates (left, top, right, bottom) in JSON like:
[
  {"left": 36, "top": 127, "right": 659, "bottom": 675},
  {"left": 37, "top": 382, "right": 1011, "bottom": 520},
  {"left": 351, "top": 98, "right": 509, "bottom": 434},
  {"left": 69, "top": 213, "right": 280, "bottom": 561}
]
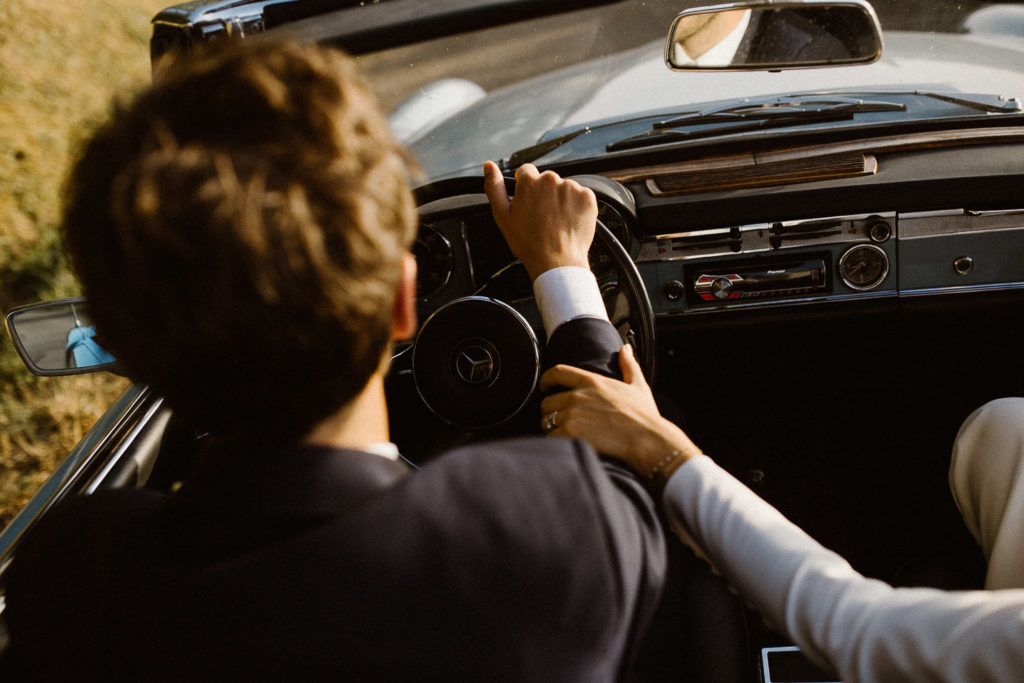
[{"left": 452, "top": 339, "right": 499, "bottom": 386}]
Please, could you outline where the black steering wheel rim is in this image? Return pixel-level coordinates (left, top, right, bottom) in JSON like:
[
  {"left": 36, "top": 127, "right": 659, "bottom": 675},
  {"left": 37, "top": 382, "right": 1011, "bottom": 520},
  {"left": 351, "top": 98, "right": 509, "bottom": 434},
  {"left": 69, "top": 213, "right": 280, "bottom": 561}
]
[{"left": 407, "top": 172, "right": 656, "bottom": 430}]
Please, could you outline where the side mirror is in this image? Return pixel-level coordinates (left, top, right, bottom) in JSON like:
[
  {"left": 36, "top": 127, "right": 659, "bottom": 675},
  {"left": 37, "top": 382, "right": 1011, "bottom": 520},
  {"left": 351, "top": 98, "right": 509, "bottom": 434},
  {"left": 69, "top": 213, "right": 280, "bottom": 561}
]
[
  {"left": 665, "top": 0, "right": 882, "bottom": 71},
  {"left": 4, "top": 299, "right": 120, "bottom": 376}
]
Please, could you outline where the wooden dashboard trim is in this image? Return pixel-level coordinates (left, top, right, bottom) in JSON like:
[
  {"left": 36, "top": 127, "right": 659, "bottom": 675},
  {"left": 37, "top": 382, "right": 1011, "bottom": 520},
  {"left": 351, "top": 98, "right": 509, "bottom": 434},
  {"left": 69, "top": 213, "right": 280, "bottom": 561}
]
[
  {"left": 643, "top": 152, "right": 876, "bottom": 196},
  {"left": 606, "top": 126, "right": 1024, "bottom": 192}
]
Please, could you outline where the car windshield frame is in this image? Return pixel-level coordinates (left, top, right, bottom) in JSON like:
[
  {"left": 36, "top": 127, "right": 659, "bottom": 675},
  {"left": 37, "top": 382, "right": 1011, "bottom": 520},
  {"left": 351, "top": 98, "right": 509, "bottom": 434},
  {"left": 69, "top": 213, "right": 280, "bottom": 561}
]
[{"left": 286, "top": 0, "right": 1023, "bottom": 178}]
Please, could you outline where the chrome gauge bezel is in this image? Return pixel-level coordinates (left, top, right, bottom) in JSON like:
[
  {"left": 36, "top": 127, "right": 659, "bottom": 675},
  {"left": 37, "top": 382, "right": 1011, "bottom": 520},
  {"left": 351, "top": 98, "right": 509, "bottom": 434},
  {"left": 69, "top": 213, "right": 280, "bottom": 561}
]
[{"left": 838, "top": 243, "right": 889, "bottom": 291}]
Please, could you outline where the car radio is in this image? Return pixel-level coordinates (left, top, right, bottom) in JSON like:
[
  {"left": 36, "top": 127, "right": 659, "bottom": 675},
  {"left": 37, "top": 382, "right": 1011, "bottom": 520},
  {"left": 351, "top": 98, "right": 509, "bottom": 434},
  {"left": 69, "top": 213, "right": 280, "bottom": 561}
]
[
  {"left": 689, "top": 258, "right": 828, "bottom": 302},
  {"left": 655, "top": 255, "right": 833, "bottom": 308},
  {"left": 639, "top": 213, "right": 898, "bottom": 315}
]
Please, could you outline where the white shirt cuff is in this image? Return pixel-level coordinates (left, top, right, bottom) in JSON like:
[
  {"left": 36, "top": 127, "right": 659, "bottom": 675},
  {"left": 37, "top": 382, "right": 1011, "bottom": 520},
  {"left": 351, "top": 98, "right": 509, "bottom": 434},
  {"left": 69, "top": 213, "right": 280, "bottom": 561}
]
[
  {"left": 363, "top": 442, "right": 401, "bottom": 461},
  {"left": 532, "top": 266, "right": 609, "bottom": 335}
]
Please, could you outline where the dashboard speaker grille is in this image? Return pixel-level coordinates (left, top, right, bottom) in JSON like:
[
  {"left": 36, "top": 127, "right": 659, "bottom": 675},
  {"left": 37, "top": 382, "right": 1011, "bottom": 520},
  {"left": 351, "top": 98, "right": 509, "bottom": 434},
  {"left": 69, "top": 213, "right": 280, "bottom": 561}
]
[{"left": 647, "top": 151, "right": 876, "bottom": 196}]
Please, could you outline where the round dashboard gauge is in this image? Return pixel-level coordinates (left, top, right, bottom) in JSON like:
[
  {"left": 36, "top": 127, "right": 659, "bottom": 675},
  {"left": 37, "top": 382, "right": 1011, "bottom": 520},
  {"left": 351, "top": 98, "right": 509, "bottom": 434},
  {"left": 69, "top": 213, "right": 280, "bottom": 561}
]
[
  {"left": 591, "top": 201, "right": 631, "bottom": 277},
  {"left": 413, "top": 224, "right": 454, "bottom": 300},
  {"left": 597, "top": 201, "right": 630, "bottom": 246},
  {"left": 838, "top": 244, "right": 889, "bottom": 291}
]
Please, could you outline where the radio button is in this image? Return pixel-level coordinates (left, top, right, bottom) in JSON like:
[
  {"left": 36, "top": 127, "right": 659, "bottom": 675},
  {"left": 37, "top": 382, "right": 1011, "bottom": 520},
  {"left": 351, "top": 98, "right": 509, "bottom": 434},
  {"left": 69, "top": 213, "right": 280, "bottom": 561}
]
[{"left": 711, "top": 277, "right": 734, "bottom": 299}]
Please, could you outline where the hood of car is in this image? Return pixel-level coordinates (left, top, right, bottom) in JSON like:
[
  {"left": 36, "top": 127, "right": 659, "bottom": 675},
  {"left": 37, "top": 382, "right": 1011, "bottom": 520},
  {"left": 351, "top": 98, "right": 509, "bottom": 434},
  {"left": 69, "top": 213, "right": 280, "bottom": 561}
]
[{"left": 407, "top": 31, "right": 1024, "bottom": 178}]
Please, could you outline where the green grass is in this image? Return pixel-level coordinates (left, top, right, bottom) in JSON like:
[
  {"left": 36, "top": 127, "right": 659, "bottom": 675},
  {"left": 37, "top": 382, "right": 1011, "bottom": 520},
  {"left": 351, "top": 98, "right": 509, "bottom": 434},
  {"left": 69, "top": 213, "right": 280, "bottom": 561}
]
[{"left": 1, "top": 0, "right": 169, "bottom": 526}]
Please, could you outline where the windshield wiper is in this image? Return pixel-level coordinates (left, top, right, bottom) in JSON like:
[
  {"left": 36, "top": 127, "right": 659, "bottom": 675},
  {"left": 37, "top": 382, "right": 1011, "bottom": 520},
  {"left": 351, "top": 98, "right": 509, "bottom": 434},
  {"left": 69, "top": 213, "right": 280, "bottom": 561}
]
[
  {"left": 896, "top": 90, "right": 1021, "bottom": 114},
  {"left": 505, "top": 127, "right": 593, "bottom": 170},
  {"left": 505, "top": 91, "right": 1024, "bottom": 167},
  {"left": 607, "top": 95, "right": 907, "bottom": 152},
  {"left": 655, "top": 95, "right": 907, "bottom": 127}
]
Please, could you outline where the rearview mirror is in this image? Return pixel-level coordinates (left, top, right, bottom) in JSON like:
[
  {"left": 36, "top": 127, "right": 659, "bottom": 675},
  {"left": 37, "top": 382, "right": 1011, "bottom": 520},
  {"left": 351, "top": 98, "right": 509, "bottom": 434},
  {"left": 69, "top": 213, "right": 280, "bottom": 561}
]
[
  {"left": 665, "top": 0, "right": 882, "bottom": 71},
  {"left": 4, "top": 299, "right": 120, "bottom": 376}
]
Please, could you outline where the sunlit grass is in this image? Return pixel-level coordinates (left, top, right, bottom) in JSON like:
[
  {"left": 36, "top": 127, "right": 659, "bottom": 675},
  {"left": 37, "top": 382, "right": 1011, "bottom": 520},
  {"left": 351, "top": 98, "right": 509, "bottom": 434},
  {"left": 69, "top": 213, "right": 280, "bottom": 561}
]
[{"left": 1, "top": 0, "right": 167, "bottom": 527}]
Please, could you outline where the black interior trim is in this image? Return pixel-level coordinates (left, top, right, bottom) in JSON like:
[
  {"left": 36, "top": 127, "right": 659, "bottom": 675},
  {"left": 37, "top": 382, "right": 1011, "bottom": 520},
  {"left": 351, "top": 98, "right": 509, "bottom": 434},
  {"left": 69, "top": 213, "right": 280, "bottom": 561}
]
[{"left": 266, "top": 0, "right": 626, "bottom": 55}]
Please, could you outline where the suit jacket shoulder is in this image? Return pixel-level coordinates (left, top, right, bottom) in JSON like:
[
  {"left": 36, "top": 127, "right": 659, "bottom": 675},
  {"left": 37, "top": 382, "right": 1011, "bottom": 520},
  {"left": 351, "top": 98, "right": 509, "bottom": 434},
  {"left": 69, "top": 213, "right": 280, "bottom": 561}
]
[{"left": 6, "top": 436, "right": 664, "bottom": 681}]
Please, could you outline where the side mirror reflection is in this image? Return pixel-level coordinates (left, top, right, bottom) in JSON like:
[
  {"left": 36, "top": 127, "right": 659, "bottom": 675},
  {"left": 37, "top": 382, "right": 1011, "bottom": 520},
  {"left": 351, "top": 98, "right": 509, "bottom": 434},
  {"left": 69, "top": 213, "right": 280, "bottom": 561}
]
[
  {"left": 4, "top": 299, "right": 120, "bottom": 376},
  {"left": 665, "top": 0, "right": 882, "bottom": 71}
]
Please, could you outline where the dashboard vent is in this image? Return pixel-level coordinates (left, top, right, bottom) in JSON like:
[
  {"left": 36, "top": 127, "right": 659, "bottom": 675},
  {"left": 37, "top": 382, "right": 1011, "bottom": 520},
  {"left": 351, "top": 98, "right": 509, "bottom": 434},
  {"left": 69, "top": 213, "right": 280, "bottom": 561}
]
[{"left": 645, "top": 151, "right": 876, "bottom": 196}]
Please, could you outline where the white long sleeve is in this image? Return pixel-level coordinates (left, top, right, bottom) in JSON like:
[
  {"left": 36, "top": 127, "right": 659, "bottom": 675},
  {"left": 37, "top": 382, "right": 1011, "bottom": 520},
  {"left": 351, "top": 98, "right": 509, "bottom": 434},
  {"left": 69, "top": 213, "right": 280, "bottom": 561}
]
[
  {"left": 532, "top": 266, "right": 608, "bottom": 334},
  {"left": 663, "top": 455, "right": 1024, "bottom": 682}
]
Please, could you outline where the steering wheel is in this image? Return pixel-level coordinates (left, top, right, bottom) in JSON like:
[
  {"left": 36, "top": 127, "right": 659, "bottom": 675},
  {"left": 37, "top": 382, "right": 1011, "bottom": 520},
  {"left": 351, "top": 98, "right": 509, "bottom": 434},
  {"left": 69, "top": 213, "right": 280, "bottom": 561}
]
[{"left": 388, "top": 174, "right": 654, "bottom": 455}]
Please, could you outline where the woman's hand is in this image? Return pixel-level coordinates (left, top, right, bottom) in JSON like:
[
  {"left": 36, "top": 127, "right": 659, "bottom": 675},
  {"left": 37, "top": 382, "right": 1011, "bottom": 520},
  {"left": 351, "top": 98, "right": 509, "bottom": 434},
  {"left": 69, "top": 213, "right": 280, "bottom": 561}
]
[{"left": 539, "top": 344, "right": 701, "bottom": 485}]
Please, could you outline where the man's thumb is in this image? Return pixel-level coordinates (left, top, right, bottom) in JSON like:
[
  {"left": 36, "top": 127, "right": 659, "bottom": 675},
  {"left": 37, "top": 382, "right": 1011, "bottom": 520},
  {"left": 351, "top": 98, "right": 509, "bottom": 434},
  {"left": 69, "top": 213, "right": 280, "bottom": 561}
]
[
  {"left": 483, "top": 161, "right": 510, "bottom": 219},
  {"left": 619, "top": 344, "right": 644, "bottom": 386}
]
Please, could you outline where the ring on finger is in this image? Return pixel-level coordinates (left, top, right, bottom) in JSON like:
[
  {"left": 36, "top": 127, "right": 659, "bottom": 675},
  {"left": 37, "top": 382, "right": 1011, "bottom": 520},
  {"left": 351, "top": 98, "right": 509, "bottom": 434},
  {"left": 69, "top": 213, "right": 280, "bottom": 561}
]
[{"left": 543, "top": 411, "right": 558, "bottom": 432}]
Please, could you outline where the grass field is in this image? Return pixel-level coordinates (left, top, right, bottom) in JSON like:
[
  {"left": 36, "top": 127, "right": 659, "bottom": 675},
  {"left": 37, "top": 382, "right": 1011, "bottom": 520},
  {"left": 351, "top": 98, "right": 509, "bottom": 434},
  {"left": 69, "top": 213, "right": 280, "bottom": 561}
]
[{"left": 0, "top": 0, "right": 169, "bottom": 526}]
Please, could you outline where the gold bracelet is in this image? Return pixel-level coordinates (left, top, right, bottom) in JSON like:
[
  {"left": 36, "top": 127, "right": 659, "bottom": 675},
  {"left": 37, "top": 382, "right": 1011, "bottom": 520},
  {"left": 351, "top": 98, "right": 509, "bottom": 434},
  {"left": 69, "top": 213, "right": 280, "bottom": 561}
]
[{"left": 649, "top": 449, "right": 687, "bottom": 489}]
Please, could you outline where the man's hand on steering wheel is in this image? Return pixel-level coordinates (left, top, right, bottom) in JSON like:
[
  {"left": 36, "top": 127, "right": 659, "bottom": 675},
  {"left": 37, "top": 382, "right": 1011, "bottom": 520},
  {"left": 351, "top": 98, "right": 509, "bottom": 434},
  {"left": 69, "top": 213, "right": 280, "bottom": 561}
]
[
  {"left": 483, "top": 161, "right": 597, "bottom": 281},
  {"left": 397, "top": 165, "right": 655, "bottom": 438}
]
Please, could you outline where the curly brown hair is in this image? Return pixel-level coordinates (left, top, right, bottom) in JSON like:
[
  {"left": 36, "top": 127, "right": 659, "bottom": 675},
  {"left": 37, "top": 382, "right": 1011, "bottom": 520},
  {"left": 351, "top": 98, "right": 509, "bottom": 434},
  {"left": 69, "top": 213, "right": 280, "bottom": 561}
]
[{"left": 63, "top": 39, "right": 418, "bottom": 442}]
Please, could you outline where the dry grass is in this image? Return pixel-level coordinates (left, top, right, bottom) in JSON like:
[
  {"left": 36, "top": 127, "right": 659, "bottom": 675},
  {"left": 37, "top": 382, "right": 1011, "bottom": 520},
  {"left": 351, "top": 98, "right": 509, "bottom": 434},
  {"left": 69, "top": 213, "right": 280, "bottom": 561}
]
[
  {"left": 1, "top": 0, "right": 167, "bottom": 527},
  {"left": 0, "top": 374, "right": 130, "bottom": 523}
]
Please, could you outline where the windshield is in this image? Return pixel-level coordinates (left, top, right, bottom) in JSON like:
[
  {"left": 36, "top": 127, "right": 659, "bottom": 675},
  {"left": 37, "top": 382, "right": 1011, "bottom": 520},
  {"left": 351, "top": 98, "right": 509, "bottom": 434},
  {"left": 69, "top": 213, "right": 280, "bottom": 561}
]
[{"left": 353, "top": 0, "right": 1024, "bottom": 178}]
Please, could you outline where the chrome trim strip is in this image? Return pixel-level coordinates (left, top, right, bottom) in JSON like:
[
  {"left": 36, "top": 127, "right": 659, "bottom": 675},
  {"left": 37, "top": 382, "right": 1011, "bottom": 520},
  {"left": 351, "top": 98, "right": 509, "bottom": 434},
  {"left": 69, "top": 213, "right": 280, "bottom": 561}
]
[
  {"left": 900, "top": 282, "right": 1024, "bottom": 297},
  {"left": 656, "top": 289, "right": 897, "bottom": 316},
  {"left": 639, "top": 212, "right": 894, "bottom": 262},
  {"left": 900, "top": 208, "right": 1024, "bottom": 220},
  {"left": 83, "top": 399, "right": 167, "bottom": 495},
  {"left": 644, "top": 212, "right": 892, "bottom": 243},
  {"left": 0, "top": 385, "right": 153, "bottom": 572},
  {"left": 899, "top": 209, "right": 1024, "bottom": 239},
  {"left": 647, "top": 226, "right": 748, "bottom": 242}
]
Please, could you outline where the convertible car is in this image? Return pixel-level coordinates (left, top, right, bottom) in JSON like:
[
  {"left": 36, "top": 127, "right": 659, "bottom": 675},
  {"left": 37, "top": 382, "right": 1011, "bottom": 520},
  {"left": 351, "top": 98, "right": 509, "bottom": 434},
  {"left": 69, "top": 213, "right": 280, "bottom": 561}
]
[{"left": 4, "top": 0, "right": 1024, "bottom": 680}]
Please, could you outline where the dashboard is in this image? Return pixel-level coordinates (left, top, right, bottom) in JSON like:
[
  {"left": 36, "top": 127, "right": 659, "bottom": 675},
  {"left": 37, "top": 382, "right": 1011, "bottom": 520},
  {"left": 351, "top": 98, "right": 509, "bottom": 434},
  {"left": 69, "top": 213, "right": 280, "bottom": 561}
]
[
  {"left": 414, "top": 134, "right": 1024, "bottom": 330},
  {"left": 415, "top": 197, "right": 1024, "bottom": 328},
  {"left": 637, "top": 207, "right": 1024, "bottom": 317},
  {"left": 391, "top": 130, "right": 1024, "bottom": 610}
]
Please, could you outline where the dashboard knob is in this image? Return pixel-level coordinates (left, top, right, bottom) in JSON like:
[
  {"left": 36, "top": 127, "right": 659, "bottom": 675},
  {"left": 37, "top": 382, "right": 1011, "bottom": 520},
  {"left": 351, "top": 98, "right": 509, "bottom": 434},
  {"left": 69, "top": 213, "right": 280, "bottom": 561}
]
[
  {"left": 953, "top": 256, "right": 974, "bottom": 275},
  {"left": 869, "top": 221, "right": 892, "bottom": 243},
  {"left": 663, "top": 280, "right": 685, "bottom": 302},
  {"left": 711, "top": 276, "right": 733, "bottom": 299}
]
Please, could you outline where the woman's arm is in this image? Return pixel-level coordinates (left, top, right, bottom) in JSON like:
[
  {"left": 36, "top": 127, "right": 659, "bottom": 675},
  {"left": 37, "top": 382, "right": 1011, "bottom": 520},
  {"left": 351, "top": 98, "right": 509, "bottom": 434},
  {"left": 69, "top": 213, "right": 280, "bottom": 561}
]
[
  {"left": 668, "top": 455, "right": 1024, "bottom": 682},
  {"left": 540, "top": 348, "right": 1024, "bottom": 682}
]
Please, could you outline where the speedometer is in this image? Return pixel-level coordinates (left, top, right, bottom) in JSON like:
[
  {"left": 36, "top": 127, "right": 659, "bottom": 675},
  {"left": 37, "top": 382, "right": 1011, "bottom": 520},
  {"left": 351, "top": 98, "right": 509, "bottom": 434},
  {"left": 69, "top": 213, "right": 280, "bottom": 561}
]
[
  {"left": 592, "top": 202, "right": 630, "bottom": 277},
  {"left": 597, "top": 201, "right": 630, "bottom": 246}
]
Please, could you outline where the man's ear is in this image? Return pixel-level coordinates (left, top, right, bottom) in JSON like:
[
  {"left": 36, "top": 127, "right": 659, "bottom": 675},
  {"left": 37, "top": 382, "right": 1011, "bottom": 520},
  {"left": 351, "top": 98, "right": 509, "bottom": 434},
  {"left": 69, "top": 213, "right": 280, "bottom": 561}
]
[{"left": 390, "top": 252, "right": 417, "bottom": 341}]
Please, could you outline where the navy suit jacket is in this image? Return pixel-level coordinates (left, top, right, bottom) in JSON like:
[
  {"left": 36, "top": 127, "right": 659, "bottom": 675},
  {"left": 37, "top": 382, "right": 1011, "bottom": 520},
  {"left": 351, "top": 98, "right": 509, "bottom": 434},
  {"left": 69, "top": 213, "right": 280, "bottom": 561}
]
[
  {"left": 736, "top": 10, "right": 851, "bottom": 64},
  {"left": 7, "top": 317, "right": 666, "bottom": 681}
]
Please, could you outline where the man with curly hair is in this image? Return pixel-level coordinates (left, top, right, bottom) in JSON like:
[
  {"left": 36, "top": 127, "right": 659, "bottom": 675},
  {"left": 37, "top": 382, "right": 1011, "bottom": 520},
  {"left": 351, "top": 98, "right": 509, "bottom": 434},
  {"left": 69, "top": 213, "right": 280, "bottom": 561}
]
[{"left": 5, "top": 40, "right": 671, "bottom": 681}]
